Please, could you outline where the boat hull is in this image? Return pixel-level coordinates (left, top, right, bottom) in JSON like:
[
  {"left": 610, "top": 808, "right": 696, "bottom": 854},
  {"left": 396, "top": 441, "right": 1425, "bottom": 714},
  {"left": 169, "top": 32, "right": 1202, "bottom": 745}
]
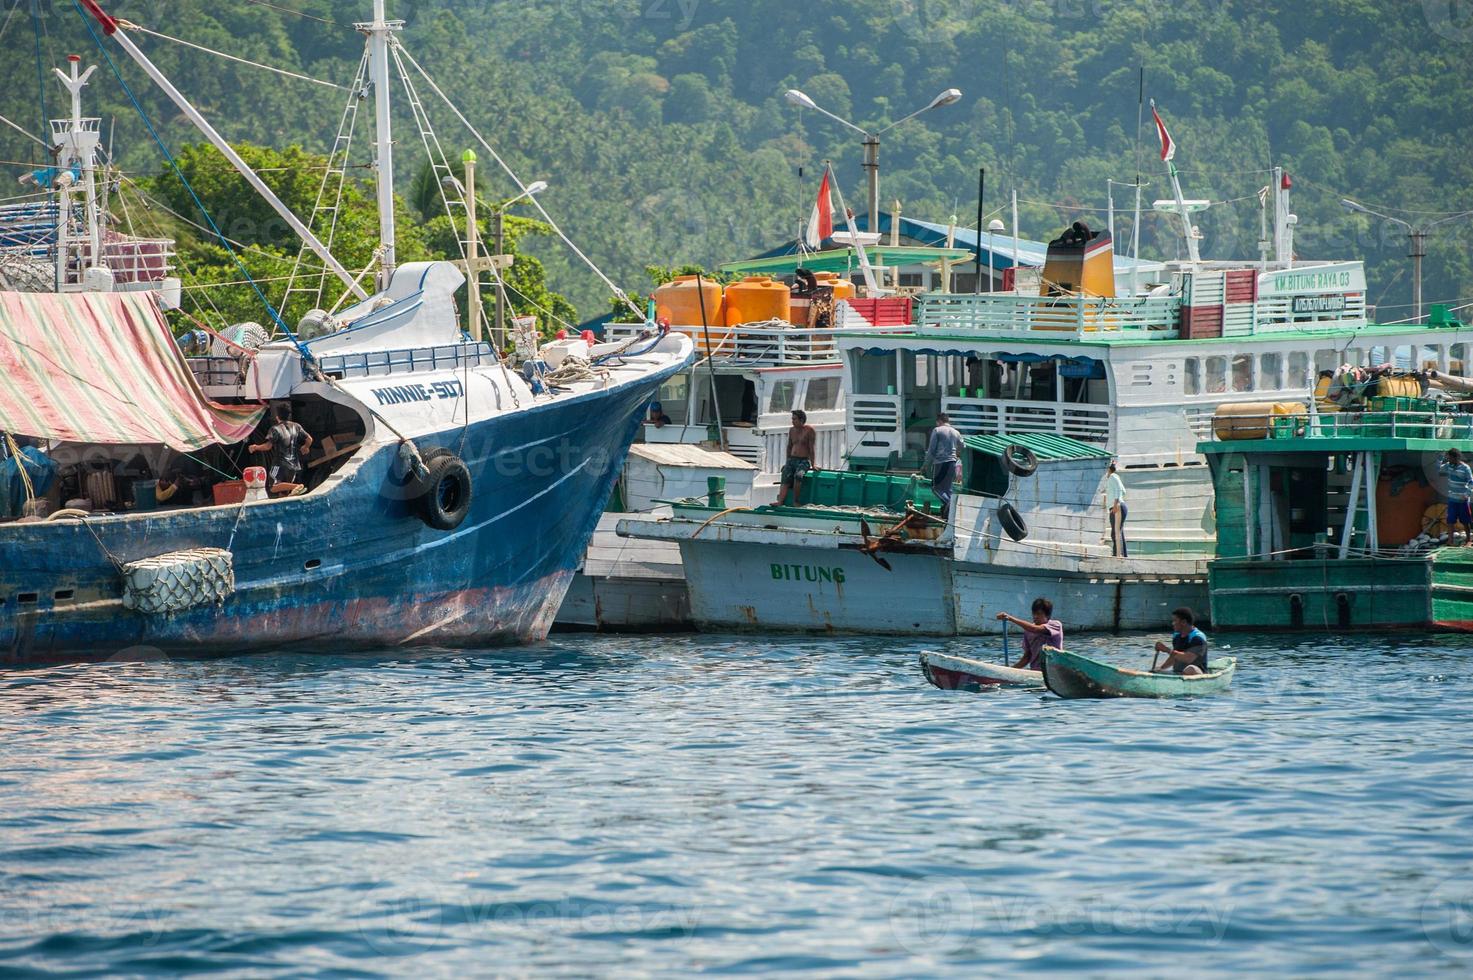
[
  {"left": 1042, "top": 647, "right": 1237, "bottom": 699},
  {"left": 0, "top": 370, "right": 679, "bottom": 663},
  {"left": 920, "top": 650, "right": 1042, "bottom": 690}
]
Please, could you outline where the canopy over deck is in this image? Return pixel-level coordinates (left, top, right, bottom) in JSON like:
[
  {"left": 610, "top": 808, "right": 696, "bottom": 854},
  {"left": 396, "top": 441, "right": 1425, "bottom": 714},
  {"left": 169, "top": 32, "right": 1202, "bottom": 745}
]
[
  {"left": 719, "top": 245, "right": 973, "bottom": 278},
  {"left": 0, "top": 290, "right": 265, "bottom": 451}
]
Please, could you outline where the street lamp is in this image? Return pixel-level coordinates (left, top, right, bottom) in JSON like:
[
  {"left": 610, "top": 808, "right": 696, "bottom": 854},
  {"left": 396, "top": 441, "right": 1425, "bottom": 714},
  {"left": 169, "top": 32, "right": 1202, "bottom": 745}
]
[
  {"left": 1341, "top": 198, "right": 1473, "bottom": 323},
  {"left": 986, "top": 218, "right": 1006, "bottom": 293},
  {"left": 785, "top": 86, "right": 963, "bottom": 238}
]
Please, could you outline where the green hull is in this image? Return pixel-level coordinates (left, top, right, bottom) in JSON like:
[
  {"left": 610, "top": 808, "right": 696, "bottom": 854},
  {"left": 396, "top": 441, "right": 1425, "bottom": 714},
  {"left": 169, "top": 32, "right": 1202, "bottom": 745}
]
[
  {"left": 1042, "top": 647, "right": 1237, "bottom": 699},
  {"left": 1208, "top": 549, "right": 1473, "bottom": 631}
]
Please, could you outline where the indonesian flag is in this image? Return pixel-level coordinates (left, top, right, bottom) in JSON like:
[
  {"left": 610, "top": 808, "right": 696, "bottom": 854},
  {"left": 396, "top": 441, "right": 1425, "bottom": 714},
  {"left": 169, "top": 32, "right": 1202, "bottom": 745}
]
[
  {"left": 1150, "top": 99, "right": 1176, "bottom": 163},
  {"left": 805, "top": 169, "right": 834, "bottom": 248}
]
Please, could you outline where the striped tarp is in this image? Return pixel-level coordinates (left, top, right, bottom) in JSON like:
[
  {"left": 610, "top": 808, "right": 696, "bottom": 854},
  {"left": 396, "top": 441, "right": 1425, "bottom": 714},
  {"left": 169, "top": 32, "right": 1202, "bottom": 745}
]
[{"left": 0, "top": 290, "right": 265, "bottom": 451}]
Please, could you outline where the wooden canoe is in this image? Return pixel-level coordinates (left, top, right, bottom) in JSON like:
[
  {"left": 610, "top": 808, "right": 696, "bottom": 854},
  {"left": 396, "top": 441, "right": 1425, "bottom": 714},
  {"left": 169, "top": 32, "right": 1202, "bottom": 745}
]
[
  {"left": 920, "top": 650, "right": 1043, "bottom": 691},
  {"left": 1041, "top": 647, "right": 1237, "bottom": 700}
]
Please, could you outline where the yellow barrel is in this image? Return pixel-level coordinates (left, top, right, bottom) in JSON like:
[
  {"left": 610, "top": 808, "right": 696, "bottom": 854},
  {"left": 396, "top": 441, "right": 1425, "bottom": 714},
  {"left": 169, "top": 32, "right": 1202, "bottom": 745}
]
[
  {"left": 1212, "top": 402, "right": 1307, "bottom": 440},
  {"left": 813, "top": 271, "right": 856, "bottom": 301},
  {"left": 724, "top": 276, "right": 791, "bottom": 326},
  {"left": 1377, "top": 376, "right": 1420, "bottom": 398},
  {"left": 654, "top": 275, "right": 724, "bottom": 327}
]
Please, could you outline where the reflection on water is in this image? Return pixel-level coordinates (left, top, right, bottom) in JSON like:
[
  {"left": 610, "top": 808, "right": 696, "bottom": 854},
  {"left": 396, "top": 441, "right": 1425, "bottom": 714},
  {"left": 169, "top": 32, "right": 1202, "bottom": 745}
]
[{"left": 2, "top": 631, "right": 1473, "bottom": 975}]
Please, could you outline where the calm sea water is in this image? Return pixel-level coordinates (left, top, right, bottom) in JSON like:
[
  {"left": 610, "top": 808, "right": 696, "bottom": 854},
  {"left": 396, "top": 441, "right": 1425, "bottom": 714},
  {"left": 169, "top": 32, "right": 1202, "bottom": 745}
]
[{"left": 3, "top": 631, "right": 1472, "bottom": 977}]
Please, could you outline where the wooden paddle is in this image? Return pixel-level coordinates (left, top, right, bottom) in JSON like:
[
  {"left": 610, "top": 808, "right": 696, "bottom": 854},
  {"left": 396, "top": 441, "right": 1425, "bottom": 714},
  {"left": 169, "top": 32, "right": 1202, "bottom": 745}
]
[{"left": 1001, "top": 619, "right": 1010, "bottom": 666}]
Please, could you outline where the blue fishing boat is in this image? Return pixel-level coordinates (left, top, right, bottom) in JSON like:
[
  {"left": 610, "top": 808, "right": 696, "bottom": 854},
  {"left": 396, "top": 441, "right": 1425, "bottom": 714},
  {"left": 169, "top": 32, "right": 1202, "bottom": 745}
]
[{"left": 0, "top": 3, "right": 692, "bottom": 661}]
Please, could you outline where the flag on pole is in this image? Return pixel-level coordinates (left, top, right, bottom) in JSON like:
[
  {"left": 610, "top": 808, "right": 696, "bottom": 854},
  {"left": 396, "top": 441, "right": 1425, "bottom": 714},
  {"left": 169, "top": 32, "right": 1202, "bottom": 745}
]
[
  {"left": 1150, "top": 99, "right": 1175, "bottom": 163},
  {"left": 805, "top": 168, "right": 834, "bottom": 248}
]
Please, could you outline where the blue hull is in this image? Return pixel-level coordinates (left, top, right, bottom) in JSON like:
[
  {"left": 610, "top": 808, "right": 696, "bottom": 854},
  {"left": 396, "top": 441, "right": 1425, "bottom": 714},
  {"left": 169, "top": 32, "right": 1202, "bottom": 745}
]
[{"left": 0, "top": 371, "right": 677, "bottom": 663}]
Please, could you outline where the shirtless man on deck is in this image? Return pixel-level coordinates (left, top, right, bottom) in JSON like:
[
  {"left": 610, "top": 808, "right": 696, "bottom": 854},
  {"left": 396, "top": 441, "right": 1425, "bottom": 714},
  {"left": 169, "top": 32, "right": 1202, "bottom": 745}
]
[{"left": 775, "top": 409, "right": 816, "bottom": 507}]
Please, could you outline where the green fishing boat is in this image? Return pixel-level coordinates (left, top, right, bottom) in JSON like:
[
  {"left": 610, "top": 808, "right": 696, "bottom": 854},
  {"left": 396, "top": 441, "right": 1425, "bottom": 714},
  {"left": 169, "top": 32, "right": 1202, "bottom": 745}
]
[
  {"left": 1042, "top": 647, "right": 1237, "bottom": 699},
  {"left": 1199, "top": 348, "right": 1473, "bottom": 632}
]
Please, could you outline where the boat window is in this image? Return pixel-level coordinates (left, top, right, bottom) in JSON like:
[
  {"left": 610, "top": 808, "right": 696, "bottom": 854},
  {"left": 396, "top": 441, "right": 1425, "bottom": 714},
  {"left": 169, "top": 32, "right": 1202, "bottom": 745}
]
[
  {"left": 1260, "top": 352, "right": 1282, "bottom": 390},
  {"left": 1205, "top": 356, "right": 1228, "bottom": 394},
  {"left": 898, "top": 273, "right": 926, "bottom": 289},
  {"left": 657, "top": 375, "right": 689, "bottom": 424},
  {"left": 1314, "top": 349, "right": 1338, "bottom": 375},
  {"left": 951, "top": 272, "right": 979, "bottom": 293},
  {"left": 1345, "top": 348, "right": 1362, "bottom": 368},
  {"left": 1287, "top": 351, "right": 1309, "bottom": 388},
  {"left": 1452, "top": 343, "right": 1468, "bottom": 374},
  {"left": 768, "top": 380, "right": 796, "bottom": 414},
  {"left": 697, "top": 375, "right": 757, "bottom": 425},
  {"left": 806, "top": 376, "right": 840, "bottom": 411},
  {"left": 1184, "top": 358, "right": 1200, "bottom": 395},
  {"left": 1420, "top": 345, "right": 1441, "bottom": 372},
  {"left": 851, "top": 351, "right": 896, "bottom": 395},
  {"left": 1231, "top": 353, "right": 1254, "bottom": 392}
]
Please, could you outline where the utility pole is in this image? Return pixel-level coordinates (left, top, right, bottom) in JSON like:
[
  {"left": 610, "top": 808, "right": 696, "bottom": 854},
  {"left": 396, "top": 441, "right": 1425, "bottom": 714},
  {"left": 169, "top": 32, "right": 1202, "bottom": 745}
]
[
  {"left": 1410, "top": 229, "right": 1427, "bottom": 325},
  {"left": 463, "top": 149, "right": 480, "bottom": 341},
  {"left": 863, "top": 135, "right": 880, "bottom": 236}
]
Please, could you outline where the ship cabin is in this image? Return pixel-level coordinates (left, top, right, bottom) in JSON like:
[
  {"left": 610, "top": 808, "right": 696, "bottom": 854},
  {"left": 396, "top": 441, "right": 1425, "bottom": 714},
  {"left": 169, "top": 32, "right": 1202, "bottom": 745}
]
[
  {"left": 1199, "top": 382, "right": 1473, "bottom": 632},
  {"left": 832, "top": 220, "right": 1471, "bottom": 553}
]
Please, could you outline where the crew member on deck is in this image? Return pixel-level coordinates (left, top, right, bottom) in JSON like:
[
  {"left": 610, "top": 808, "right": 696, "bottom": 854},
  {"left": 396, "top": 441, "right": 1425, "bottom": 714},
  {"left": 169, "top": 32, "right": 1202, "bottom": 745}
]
[
  {"left": 1106, "top": 461, "right": 1128, "bottom": 557},
  {"left": 775, "top": 409, "right": 816, "bottom": 507},
  {"left": 925, "top": 413, "right": 963, "bottom": 517},
  {"left": 649, "top": 401, "right": 672, "bottom": 429},
  {"left": 249, "top": 404, "right": 313, "bottom": 495},
  {"left": 1439, "top": 448, "right": 1473, "bottom": 546},
  {"left": 995, "top": 597, "right": 1064, "bottom": 671},
  {"left": 1154, "top": 607, "right": 1209, "bottom": 675}
]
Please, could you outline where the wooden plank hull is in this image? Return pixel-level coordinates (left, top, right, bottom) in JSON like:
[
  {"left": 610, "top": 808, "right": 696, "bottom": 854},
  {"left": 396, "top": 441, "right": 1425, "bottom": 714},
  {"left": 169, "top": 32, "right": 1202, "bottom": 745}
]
[
  {"left": 921, "top": 650, "right": 1042, "bottom": 690},
  {"left": 1042, "top": 647, "right": 1237, "bottom": 699}
]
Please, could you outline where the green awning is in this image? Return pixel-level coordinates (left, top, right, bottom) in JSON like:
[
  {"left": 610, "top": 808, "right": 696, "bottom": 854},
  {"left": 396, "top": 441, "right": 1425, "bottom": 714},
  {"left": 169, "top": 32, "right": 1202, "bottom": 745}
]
[
  {"left": 963, "top": 433, "right": 1112, "bottom": 462},
  {"left": 720, "top": 246, "right": 974, "bottom": 278}
]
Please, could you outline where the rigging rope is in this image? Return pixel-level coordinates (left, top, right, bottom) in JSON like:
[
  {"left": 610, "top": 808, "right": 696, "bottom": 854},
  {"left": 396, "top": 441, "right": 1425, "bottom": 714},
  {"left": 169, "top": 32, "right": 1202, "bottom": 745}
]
[
  {"left": 131, "top": 26, "right": 349, "bottom": 90},
  {"left": 393, "top": 42, "right": 645, "bottom": 320}
]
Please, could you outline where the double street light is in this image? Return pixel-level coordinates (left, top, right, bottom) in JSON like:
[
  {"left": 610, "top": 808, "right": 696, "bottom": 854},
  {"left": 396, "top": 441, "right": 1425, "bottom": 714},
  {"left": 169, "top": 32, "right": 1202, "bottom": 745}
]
[
  {"left": 1340, "top": 198, "right": 1473, "bottom": 323},
  {"left": 784, "top": 86, "right": 963, "bottom": 238}
]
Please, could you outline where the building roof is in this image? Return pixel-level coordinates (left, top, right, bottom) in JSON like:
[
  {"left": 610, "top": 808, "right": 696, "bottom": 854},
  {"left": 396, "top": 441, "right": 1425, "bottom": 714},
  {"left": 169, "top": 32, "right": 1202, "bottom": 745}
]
[
  {"left": 719, "top": 245, "right": 972, "bottom": 278},
  {"left": 743, "top": 214, "right": 1167, "bottom": 279}
]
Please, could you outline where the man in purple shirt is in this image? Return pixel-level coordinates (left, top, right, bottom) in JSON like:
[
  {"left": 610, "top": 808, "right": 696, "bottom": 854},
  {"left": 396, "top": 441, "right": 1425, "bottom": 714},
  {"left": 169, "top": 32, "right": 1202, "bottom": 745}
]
[{"left": 995, "top": 597, "right": 1064, "bottom": 671}]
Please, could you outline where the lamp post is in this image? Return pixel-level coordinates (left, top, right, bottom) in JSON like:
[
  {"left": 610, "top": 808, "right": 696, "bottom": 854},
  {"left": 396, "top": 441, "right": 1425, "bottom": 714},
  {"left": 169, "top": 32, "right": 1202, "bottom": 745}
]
[
  {"left": 1341, "top": 198, "right": 1473, "bottom": 323},
  {"left": 479, "top": 179, "right": 548, "bottom": 349},
  {"left": 784, "top": 86, "right": 962, "bottom": 239},
  {"left": 986, "top": 218, "right": 1006, "bottom": 293}
]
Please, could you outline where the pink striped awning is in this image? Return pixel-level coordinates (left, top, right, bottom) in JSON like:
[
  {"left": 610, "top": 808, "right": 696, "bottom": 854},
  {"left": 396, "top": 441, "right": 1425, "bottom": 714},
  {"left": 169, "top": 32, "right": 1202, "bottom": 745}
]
[{"left": 0, "top": 290, "right": 265, "bottom": 451}]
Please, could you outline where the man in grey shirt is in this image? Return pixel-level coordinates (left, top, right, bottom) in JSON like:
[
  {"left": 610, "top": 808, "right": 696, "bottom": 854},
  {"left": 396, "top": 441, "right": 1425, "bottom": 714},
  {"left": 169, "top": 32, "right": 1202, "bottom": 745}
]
[{"left": 925, "top": 413, "right": 963, "bottom": 516}]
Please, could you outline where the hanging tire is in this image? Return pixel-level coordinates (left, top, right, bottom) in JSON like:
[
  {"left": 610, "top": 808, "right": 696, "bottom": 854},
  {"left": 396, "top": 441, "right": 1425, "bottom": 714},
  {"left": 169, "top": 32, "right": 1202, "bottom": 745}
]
[
  {"left": 998, "top": 502, "right": 1028, "bottom": 542},
  {"left": 417, "top": 453, "right": 473, "bottom": 531},
  {"left": 1001, "top": 444, "right": 1039, "bottom": 478}
]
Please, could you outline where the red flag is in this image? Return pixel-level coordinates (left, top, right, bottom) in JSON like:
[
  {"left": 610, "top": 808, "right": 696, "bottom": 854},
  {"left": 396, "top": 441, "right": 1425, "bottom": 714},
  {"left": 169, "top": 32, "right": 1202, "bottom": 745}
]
[
  {"left": 805, "top": 170, "right": 833, "bottom": 248},
  {"left": 1150, "top": 99, "right": 1176, "bottom": 163}
]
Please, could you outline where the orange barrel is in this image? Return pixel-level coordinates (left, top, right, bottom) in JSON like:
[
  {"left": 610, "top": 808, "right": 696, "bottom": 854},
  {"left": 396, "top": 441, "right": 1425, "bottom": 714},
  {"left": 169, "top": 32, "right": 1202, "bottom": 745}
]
[
  {"left": 813, "top": 271, "right": 856, "bottom": 301},
  {"left": 724, "top": 275, "right": 791, "bottom": 326},
  {"left": 653, "top": 275, "right": 724, "bottom": 328}
]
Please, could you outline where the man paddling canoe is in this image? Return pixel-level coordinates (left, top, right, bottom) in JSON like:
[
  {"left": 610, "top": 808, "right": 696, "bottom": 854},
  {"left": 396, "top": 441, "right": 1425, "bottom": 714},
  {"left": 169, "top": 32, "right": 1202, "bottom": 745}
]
[
  {"left": 995, "top": 598, "right": 1063, "bottom": 671},
  {"left": 1153, "top": 606, "right": 1209, "bottom": 675}
]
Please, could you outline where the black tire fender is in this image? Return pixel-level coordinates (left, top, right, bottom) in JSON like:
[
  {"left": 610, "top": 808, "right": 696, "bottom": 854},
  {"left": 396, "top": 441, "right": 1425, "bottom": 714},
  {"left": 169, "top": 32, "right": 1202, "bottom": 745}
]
[
  {"left": 998, "top": 502, "right": 1028, "bottom": 542},
  {"left": 417, "top": 453, "right": 473, "bottom": 531},
  {"left": 1001, "top": 444, "right": 1039, "bottom": 478}
]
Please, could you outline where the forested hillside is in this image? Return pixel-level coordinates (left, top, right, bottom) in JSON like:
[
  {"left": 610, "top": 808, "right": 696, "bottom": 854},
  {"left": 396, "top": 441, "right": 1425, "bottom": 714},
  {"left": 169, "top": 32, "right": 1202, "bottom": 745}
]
[{"left": 1, "top": 0, "right": 1469, "bottom": 323}]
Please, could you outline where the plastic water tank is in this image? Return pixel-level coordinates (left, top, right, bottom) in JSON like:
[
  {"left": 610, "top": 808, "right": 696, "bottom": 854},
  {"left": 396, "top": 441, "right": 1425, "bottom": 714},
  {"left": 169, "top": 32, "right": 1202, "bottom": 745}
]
[
  {"left": 724, "top": 276, "right": 791, "bottom": 327},
  {"left": 653, "top": 275, "right": 724, "bottom": 327}
]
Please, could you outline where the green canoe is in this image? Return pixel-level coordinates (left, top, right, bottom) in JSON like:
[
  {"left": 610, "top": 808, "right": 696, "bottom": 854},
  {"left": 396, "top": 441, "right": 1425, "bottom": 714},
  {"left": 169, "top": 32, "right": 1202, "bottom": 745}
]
[{"left": 1041, "top": 647, "right": 1237, "bottom": 700}]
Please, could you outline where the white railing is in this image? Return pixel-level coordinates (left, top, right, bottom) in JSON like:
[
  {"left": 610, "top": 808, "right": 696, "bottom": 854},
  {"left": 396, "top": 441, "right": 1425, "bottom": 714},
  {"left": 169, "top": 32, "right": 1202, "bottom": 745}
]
[
  {"left": 604, "top": 322, "right": 907, "bottom": 366},
  {"left": 101, "top": 236, "right": 175, "bottom": 284},
  {"left": 918, "top": 293, "right": 1181, "bottom": 339},
  {"left": 943, "top": 397, "right": 1113, "bottom": 444},
  {"left": 1251, "top": 294, "right": 1368, "bottom": 333}
]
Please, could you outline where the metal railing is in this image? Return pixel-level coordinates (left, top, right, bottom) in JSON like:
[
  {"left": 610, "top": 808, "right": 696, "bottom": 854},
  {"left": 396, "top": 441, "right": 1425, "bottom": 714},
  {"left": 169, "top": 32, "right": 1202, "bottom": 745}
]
[
  {"left": 604, "top": 321, "right": 908, "bottom": 366},
  {"left": 918, "top": 293, "right": 1182, "bottom": 339},
  {"left": 943, "top": 397, "right": 1113, "bottom": 443},
  {"left": 1207, "top": 409, "right": 1473, "bottom": 442},
  {"left": 314, "top": 342, "right": 497, "bottom": 380},
  {"left": 187, "top": 356, "right": 248, "bottom": 388},
  {"left": 101, "top": 236, "right": 174, "bottom": 284}
]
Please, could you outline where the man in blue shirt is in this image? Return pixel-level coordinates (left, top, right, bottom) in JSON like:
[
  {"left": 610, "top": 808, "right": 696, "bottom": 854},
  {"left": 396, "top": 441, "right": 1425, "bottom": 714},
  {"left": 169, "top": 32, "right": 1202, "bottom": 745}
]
[
  {"left": 1440, "top": 449, "right": 1473, "bottom": 546},
  {"left": 1153, "top": 606, "right": 1209, "bottom": 675}
]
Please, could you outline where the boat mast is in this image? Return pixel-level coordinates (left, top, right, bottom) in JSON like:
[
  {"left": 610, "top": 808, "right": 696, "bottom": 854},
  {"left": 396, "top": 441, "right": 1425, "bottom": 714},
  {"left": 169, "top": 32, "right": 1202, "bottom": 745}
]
[
  {"left": 54, "top": 56, "right": 101, "bottom": 272},
  {"left": 361, "top": 0, "right": 401, "bottom": 289},
  {"left": 76, "top": 0, "right": 368, "bottom": 302}
]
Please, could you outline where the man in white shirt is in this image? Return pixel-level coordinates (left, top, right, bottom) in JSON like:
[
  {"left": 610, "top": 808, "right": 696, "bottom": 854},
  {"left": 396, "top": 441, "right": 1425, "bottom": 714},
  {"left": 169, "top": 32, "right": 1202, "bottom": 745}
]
[{"left": 1106, "top": 461, "right": 1127, "bottom": 557}]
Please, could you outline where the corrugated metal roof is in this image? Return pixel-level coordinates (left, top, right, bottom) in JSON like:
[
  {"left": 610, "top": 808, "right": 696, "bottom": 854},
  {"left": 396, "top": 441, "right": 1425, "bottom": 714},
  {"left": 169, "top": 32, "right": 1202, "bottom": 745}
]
[
  {"left": 962, "top": 433, "right": 1112, "bottom": 461},
  {"left": 629, "top": 443, "right": 758, "bottom": 469}
]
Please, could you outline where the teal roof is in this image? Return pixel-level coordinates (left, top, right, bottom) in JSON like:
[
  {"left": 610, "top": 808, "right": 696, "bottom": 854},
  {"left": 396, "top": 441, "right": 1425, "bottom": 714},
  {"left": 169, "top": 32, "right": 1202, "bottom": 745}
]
[{"left": 963, "top": 433, "right": 1112, "bottom": 461}]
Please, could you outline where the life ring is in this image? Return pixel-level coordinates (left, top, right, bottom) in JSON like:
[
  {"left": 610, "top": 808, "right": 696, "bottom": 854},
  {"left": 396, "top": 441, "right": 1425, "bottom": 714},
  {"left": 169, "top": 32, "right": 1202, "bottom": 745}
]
[
  {"left": 1001, "top": 444, "right": 1039, "bottom": 478},
  {"left": 998, "top": 502, "right": 1028, "bottom": 542},
  {"left": 416, "top": 453, "right": 473, "bottom": 531}
]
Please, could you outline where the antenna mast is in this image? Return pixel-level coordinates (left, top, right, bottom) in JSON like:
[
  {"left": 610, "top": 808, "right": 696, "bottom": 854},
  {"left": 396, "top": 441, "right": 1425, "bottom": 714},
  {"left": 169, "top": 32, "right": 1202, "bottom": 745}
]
[{"left": 360, "top": 0, "right": 402, "bottom": 289}]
